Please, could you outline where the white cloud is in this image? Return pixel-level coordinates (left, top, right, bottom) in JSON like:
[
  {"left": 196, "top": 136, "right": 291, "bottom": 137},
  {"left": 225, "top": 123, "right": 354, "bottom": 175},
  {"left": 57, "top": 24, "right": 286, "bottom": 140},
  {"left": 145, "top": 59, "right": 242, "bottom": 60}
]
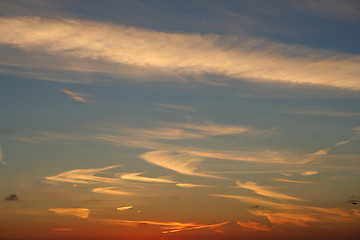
[
  {"left": 0, "top": 17, "right": 359, "bottom": 90},
  {"left": 49, "top": 208, "right": 90, "bottom": 219}
]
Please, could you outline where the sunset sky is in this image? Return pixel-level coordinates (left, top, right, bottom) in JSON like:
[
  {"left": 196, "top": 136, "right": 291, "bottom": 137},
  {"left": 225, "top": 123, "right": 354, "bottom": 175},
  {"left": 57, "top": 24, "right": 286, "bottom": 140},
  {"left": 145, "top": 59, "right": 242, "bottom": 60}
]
[{"left": 0, "top": 0, "right": 359, "bottom": 239}]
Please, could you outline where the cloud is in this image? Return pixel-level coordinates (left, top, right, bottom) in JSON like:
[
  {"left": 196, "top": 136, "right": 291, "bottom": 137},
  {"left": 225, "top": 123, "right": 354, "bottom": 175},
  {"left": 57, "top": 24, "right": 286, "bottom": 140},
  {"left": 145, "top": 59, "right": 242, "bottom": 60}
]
[
  {"left": 236, "top": 181, "right": 303, "bottom": 201},
  {"left": 97, "top": 218, "right": 228, "bottom": 233},
  {"left": 49, "top": 208, "right": 90, "bottom": 219},
  {"left": 117, "top": 206, "right": 133, "bottom": 211},
  {"left": 92, "top": 187, "right": 133, "bottom": 196},
  {"left": 236, "top": 221, "right": 271, "bottom": 231},
  {"left": 45, "top": 165, "right": 122, "bottom": 184},
  {"left": 1, "top": 17, "right": 360, "bottom": 90},
  {"left": 154, "top": 103, "right": 195, "bottom": 112},
  {"left": 282, "top": 109, "right": 360, "bottom": 117},
  {"left": 50, "top": 228, "right": 75, "bottom": 232},
  {"left": 295, "top": 0, "right": 360, "bottom": 20},
  {"left": 300, "top": 171, "right": 318, "bottom": 176},
  {"left": 61, "top": 89, "right": 91, "bottom": 103},
  {"left": 0, "top": 145, "right": 6, "bottom": 165},
  {"left": 175, "top": 183, "right": 214, "bottom": 188},
  {"left": 139, "top": 150, "right": 216, "bottom": 178},
  {"left": 120, "top": 172, "right": 175, "bottom": 183},
  {"left": 4, "top": 194, "right": 19, "bottom": 201},
  {"left": 272, "top": 178, "right": 317, "bottom": 184}
]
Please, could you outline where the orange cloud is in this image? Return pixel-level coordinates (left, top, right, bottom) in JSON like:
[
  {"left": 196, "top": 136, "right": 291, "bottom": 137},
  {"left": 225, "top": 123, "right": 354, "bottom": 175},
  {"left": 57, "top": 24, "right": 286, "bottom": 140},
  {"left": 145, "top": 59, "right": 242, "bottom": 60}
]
[
  {"left": 97, "top": 218, "right": 228, "bottom": 233},
  {"left": 176, "top": 183, "right": 214, "bottom": 188},
  {"left": 49, "top": 208, "right": 90, "bottom": 219},
  {"left": 117, "top": 206, "right": 133, "bottom": 211},
  {"left": 237, "top": 220, "right": 271, "bottom": 231},
  {"left": 272, "top": 178, "right": 317, "bottom": 184}
]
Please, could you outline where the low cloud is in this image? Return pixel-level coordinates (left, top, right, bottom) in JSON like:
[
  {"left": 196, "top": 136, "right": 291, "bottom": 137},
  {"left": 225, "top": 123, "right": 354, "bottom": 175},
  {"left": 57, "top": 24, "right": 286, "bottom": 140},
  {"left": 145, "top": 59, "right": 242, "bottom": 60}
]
[
  {"left": 49, "top": 208, "right": 90, "bottom": 219},
  {"left": 4, "top": 194, "right": 19, "bottom": 201},
  {"left": 92, "top": 187, "right": 133, "bottom": 196},
  {"left": 236, "top": 181, "right": 303, "bottom": 201}
]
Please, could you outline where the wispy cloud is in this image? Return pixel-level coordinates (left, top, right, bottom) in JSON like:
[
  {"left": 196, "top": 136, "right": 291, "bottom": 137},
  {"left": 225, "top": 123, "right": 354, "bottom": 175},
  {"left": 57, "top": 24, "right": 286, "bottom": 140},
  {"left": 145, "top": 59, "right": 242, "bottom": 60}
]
[
  {"left": 272, "top": 178, "right": 317, "bottom": 184},
  {"left": 282, "top": 109, "right": 360, "bottom": 117},
  {"left": 45, "top": 165, "right": 122, "bottom": 184},
  {"left": 117, "top": 206, "right": 133, "bottom": 211},
  {"left": 176, "top": 183, "right": 214, "bottom": 188},
  {"left": 49, "top": 208, "right": 90, "bottom": 219},
  {"left": 120, "top": 172, "right": 175, "bottom": 183},
  {"left": 295, "top": 0, "right": 360, "bottom": 20},
  {"left": 236, "top": 181, "right": 303, "bottom": 201},
  {"left": 139, "top": 150, "right": 216, "bottom": 178},
  {"left": 154, "top": 103, "right": 195, "bottom": 112},
  {"left": 236, "top": 221, "right": 271, "bottom": 231},
  {"left": 97, "top": 218, "right": 228, "bottom": 234},
  {"left": 61, "top": 89, "right": 91, "bottom": 103},
  {"left": 92, "top": 187, "right": 133, "bottom": 196},
  {"left": 0, "top": 145, "right": 6, "bottom": 165},
  {"left": 1, "top": 17, "right": 360, "bottom": 90}
]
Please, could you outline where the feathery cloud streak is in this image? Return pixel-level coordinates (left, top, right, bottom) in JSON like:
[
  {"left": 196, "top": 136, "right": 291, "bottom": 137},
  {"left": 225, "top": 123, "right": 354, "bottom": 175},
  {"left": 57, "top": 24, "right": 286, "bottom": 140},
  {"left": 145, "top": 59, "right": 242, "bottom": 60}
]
[
  {"left": 92, "top": 187, "right": 133, "bottom": 196},
  {"left": 117, "top": 206, "right": 133, "bottom": 211},
  {"left": 45, "top": 165, "right": 121, "bottom": 184},
  {"left": 236, "top": 221, "right": 271, "bottom": 231},
  {"left": 0, "top": 17, "right": 360, "bottom": 90},
  {"left": 236, "top": 181, "right": 302, "bottom": 201},
  {"left": 120, "top": 172, "right": 175, "bottom": 183}
]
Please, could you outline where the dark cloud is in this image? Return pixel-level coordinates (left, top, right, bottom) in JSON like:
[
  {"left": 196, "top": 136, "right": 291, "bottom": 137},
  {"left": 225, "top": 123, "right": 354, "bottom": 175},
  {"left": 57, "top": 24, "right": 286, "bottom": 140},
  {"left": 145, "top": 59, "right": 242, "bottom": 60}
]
[{"left": 4, "top": 194, "right": 19, "bottom": 201}]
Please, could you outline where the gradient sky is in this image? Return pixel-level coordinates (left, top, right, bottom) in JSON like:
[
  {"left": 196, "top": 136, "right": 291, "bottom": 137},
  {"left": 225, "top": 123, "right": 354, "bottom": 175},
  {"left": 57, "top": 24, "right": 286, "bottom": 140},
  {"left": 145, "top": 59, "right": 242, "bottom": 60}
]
[{"left": 0, "top": 1, "right": 360, "bottom": 239}]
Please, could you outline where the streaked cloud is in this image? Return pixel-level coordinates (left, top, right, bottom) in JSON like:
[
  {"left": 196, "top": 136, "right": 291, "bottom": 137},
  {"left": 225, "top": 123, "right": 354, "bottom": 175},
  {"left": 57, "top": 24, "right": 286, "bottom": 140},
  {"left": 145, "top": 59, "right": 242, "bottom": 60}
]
[
  {"left": 236, "top": 181, "right": 303, "bottom": 201},
  {"left": 92, "top": 187, "right": 133, "bottom": 196},
  {"left": 117, "top": 206, "right": 133, "bottom": 211},
  {"left": 236, "top": 220, "right": 271, "bottom": 231},
  {"left": 176, "top": 183, "right": 214, "bottom": 188},
  {"left": 97, "top": 218, "right": 228, "bottom": 233},
  {"left": 45, "top": 165, "right": 121, "bottom": 184},
  {"left": 120, "top": 172, "right": 175, "bottom": 183},
  {"left": 1, "top": 17, "right": 360, "bottom": 90},
  {"left": 139, "top": 150, "right": 216, "bottom": 178},
  {"left": 272, "top": 178, "right": 317, "bottom": 184},
  {"left": 49, "top": 208, "right": 90, "bottom": 219},
  {"left": 61, "top": 89, "right": 91, "bottom": 103},
  {"left": 300, "top": 171, "right": 318, "bottom": 176}
]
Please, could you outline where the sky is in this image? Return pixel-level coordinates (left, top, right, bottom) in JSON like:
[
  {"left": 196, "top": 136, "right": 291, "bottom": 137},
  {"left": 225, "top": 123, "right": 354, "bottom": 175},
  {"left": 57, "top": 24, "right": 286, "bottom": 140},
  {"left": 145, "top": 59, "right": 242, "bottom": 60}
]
[{"left": 0, "top": 0, "right": 359, "bottom": 239}]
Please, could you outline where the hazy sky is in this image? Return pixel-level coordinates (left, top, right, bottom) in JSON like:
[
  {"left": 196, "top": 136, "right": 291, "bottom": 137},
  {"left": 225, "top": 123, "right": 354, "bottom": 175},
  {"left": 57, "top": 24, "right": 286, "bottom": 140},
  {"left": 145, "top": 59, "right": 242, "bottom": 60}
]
[{"left": 0, "top": 1, "right": 359, "bottom": 239}]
